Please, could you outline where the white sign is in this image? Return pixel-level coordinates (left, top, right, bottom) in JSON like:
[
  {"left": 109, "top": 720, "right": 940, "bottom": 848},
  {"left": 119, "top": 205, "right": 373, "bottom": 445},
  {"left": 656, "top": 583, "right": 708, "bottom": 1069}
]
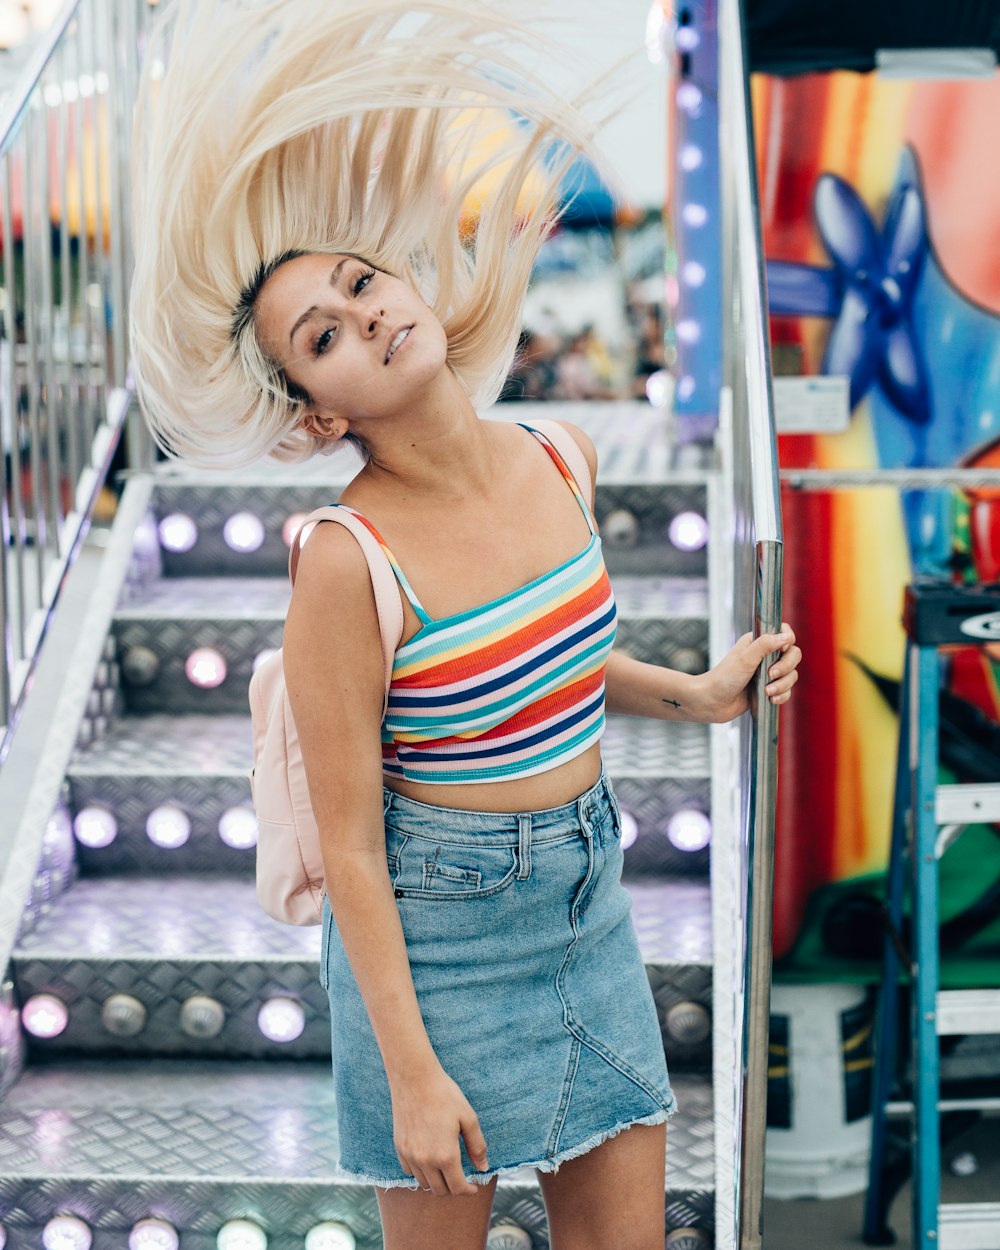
[{"left": 772, "top": 375, "right": 851, "bottom": 434}]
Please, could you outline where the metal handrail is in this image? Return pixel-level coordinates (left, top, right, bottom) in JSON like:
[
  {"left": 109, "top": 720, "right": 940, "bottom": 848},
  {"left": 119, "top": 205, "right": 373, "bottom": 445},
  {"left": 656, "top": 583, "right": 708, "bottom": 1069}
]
[
  {"left": 718, "top": 0, "right": 784, "bottom": 1245},
  {"left": 0, "top": 0, "right": 153, "bottom": 760}
]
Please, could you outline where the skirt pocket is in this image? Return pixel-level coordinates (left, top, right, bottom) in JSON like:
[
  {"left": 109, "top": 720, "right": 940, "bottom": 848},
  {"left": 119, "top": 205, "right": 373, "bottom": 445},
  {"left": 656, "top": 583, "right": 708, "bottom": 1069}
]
[{"left": 388, "top": 831, "right": 519, "bottom": 902}]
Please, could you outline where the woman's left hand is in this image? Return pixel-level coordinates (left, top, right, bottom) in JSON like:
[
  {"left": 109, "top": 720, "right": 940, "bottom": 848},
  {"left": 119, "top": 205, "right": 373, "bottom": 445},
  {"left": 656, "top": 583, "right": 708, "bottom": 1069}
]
[{"left": 698, "top": 624, "right": 801, "bottom": 723}]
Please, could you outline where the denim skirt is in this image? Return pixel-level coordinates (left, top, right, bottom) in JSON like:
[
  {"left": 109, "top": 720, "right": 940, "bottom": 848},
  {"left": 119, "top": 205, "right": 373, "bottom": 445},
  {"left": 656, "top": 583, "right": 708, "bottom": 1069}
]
[{"left": 319, "top": 768, "right": 676, "bottom": 1188}]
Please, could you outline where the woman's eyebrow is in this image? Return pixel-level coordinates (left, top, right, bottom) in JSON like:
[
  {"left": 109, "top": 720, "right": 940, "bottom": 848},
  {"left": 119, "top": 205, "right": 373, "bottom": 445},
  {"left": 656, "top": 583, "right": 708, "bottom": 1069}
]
[{"left": 288, "top": 258, "right": 351, "bottom": 345}]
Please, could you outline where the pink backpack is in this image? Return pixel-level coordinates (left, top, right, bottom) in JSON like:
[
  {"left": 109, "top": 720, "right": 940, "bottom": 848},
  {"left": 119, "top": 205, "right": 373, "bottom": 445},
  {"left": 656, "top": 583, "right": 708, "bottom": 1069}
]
[
  {"left": 249, "top": 419, "right": 591, "bottom": 926},
  {"left": 249, "top": 506, "right": 403, "bottom": 925}
]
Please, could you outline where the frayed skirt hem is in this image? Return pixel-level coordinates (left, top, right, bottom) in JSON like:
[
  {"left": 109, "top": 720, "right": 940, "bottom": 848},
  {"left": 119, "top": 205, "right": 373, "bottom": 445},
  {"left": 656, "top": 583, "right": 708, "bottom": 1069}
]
[{"left": 337, "top": 1100, "right": 677, "bottom": 1190}]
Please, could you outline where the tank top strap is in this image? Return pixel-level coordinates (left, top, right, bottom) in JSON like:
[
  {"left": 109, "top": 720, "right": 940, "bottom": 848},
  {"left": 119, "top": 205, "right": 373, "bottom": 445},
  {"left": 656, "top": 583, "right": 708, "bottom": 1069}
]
[
  {"left": 517, "top": 422, "right": 596, "bottom": 535},
  {"left": 332, "top": 503, "right": 433, "bottom": 625}
]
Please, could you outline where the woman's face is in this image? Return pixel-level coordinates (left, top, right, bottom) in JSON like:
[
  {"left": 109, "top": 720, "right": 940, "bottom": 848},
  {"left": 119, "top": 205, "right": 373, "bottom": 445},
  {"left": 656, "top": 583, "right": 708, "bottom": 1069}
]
[{"left": 254, "top": 252, "right": 449, "bottom": 429}]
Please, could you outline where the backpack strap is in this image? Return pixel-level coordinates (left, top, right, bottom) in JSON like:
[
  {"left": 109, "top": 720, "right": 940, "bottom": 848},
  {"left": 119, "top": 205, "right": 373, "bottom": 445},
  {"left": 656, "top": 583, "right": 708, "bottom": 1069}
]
[
  {"left": 288, "top": 505, "right": 404, "bottom": 715},
  {"left": 525, "top": 417, "right": 594, "bottom": 506}
]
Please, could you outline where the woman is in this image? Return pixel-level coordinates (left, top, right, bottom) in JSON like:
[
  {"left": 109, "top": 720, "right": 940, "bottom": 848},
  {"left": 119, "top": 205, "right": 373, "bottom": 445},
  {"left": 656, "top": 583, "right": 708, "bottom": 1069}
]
[{"left": 130, "top": 4, "right": 801, "bottom": 1248}]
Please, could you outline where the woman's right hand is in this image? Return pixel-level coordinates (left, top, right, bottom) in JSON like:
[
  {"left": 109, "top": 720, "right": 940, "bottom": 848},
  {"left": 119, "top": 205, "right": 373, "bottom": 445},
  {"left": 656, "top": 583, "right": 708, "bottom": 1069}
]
[{"left": 390, "top": 1064, "right": 490, "bottom": 1196}]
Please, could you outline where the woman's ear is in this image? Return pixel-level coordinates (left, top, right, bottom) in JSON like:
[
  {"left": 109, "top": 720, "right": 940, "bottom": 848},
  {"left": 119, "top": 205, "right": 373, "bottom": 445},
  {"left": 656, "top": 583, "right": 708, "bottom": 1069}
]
[{"left": 300, "top": 412, "right": 347, "bottom": 442}]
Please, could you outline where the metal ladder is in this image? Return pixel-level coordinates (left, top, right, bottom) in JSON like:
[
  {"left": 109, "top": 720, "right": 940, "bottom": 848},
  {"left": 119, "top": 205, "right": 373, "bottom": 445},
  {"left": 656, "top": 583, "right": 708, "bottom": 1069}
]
[{"left": 864, "top": 579, "right": 1000, "bottom": 1250}]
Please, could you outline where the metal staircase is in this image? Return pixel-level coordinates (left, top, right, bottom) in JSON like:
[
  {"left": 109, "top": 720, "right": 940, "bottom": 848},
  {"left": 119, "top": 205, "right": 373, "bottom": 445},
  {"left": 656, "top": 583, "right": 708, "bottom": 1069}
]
[{"left": 0, "top": 1, "right": 782, "bottom": 1248}]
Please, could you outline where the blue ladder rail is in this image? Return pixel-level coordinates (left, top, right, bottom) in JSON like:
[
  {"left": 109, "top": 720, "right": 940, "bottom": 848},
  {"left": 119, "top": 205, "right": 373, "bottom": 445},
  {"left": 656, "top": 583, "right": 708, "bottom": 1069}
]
[{"left": 863, "top": 579, "right": 1000, "bottom": 1250}]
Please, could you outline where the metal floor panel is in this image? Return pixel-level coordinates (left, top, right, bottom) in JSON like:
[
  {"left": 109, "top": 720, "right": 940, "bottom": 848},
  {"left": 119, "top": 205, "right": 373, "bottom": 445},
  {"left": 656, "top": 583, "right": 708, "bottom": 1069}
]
[
  {"left": 115, "top": 574, "right": 709, "bottom": 621},
  {"left": 15, "top": 876, "right": 710, "bottom": 968},
  {"left": 0, "top": 1059, "right": 712, "bottom": 1250},
  {"left": 68, "top": 712, "right": 710, "bottom": 781}
]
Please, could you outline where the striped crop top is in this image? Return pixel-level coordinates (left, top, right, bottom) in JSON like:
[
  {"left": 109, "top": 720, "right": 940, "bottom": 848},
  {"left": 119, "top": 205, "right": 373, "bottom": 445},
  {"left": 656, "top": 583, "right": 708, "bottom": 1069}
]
[{"left": 337, "top": 424, "right": 617, "bottom": 784}]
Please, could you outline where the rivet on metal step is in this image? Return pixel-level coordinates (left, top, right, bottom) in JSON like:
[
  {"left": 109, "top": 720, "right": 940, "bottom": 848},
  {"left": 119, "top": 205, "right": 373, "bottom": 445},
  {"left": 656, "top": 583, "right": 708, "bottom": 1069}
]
[
  {"left": 128, "top": 1218, "right": 179, "bottom": 1250},
  {"left": 665, "top": 1229, "right": 711, "bottom": 1250},
  {"left": 670, "top": 646, "right": 707, "bottom": 674},
  {"left": 665, "top": 1001, "right": 711, "bottom": 1046},
  {"left": 101, "top": 994, "right": 147, "bottom": 1038},
  {"left": 180, "top": 995, "right": 226, "bottom": 1039},
  {"left": 486, "top": 1224, "right": 533, "bottom": 1250},
  {"left": 43, "top": 1215, "right": 92, "bottom": 1250},
  {"left": 217, "top": 1221, "right": 267, "bottom": 1250},
  {"left": 600, "top": 508, "right": 640, "bottom": 548},
  {"left": 304, "top": 1222, "right": 356, "bottom": 1250},
  {"left": 122, "top": 646, "right": 160, "bottom": 687}
]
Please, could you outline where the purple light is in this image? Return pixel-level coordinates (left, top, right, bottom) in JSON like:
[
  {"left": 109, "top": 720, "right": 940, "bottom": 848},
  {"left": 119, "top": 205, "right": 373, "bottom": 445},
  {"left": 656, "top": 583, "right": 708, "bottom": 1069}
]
[
  {"left": 43, "top": 1217, "right": 92, "bottom": 1250},
  {"left": 252, "top": 649, "right": 279, "bottom": 674},
  {"left": 146, "top": 805, "right": 191, "bottom": 849},
  {"left": 666, "top": 809, "right": 712, "bottom": 852},
  {"left": 682, "top": 261, "right": 706, "bottom": 288},
  {"left": 223, "top": 512, "right": 266, "bottom": 554},
  {"left": 72, "top": 806, "right": 118, "bottom": 848},
  {"left": 682, "top": 203, "right": 708, "bottom": 228},
  {"left": 675, "top": 24, "right": 700, "bottom": 51},
  {"left": 282, "top": 513, "right": 312, "bottom": 547},
  {"left": 676, "top": 82, "right": 703, "bottom": 115},
  {"left": 679, "top": 143, "right": 703, "bottom": 171},
  {"left": 668, "top": 511, "right": 709, "bottom": 552},
  {"left": 258, "top": 997, "right": 306, "bottom": 1043},
  {"left": 185, "top": 647, "right": 227, "bottom": 688},
  {"left": 216, "top": 1223, "right": 268, "bottom": 1250},
  {"left": 129, "top": 1219, "right": 179, "bottom": 1250},
  {"left": 619, "top": 809, "right": 639, "bottom": 851},
  {"left": 676, "top": 319, "right": 701, "bottom": 345},
  {"left": 22, "top": 994, "right": 69, "bottom": 1039},
  {"left": 305, "top": 1225, "right": 356, "bottom": 1250},
  {"left": 218, "top": 806, "right": 258, "bottom": 850},
  {"left": 157, "top": 513, "right": 198, "bottom": 554}
]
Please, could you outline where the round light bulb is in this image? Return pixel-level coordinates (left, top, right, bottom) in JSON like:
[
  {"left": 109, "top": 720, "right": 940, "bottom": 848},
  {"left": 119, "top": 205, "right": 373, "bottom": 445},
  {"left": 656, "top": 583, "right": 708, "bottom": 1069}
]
[
  {"left": 129, "top": 1219, "right": 179, "bottom": 1250},
  {"left": 282, "top": 513, "right": 311, "bottom": 547},
  {"left": 666, "top": 809, "right": 712, "bottom": 852},
  {"left": 73, "top": 806, "right": 118, "bottom": 848},
  {"left": 305, "top": 1224, "right": 357, "bottom": 1250},
  {"left": 257, "top": 997, "right": 306, "bottom": 1043},
  {"left": 679, "top": 144, "right": 703, "bottom": 171},
  {"left": 676, "top": 319, "right": 701, "bottom": 345},
  {"left": 619, "top": 809, "right": 639, "bottom": 850},
  {"left": 223, "top": 512, "right": 266, "bottom": 554},
  {"left": 645, "top": 370, "right": 673, "bottom": 409},
  {"left": 157, "top": 513, "right": 198, "bottom": 554},
  {"left": 185, "top": 647, "right": 227, "bottom": 689},
  {"left": 675, "top": 25, "right": 700, "bottom": 51},
  {"left": 676, "top": 375, "right": 697, "bottom": 402},
  {"left": 146, "top": 805, "right": 191, "bottom": 849},
  {"left": 668, "top": 511, "right": 709, "bottom": 552},
  {"left": 216, "top": 1222, "right": 267, "bottom": 1250},
  {"left": 22, "top": 994, "right": 69, "bottom": 1039},
  {"left": 218, "top": 806, "right": 258, "bottom": 850},
  {"left": 682, "top": 261, "right": 706, "bottom": 288},
  {"left": 42, "top": 1217, "right": 92, "bottom": 1250},
  {"left": 676, "top": 82, "right": 703, "bottom": 114},
  {"left": 682, "top": 203, "right": 708, "bottom": 228}
]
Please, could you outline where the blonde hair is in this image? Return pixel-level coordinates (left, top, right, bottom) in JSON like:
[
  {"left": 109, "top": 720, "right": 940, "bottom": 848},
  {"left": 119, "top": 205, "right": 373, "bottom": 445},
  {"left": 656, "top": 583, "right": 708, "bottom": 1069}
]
[{"left": 130, "top": 0, "right": 627, "bottom": 468}]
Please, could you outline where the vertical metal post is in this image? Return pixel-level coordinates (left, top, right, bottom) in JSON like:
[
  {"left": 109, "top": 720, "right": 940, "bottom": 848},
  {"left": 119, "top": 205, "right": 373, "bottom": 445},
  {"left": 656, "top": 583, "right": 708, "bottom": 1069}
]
[
  {"left": 56, "top": 42, "right": 80, "bottom": 502},
  {"left": 1, "top": 152, "right": 27, "bottom": 660},
  {"left": 863, "top": 653, "right": 912, "bottom": 1244},
  {"left": 22, "top": 110, "right": 48, "bottom": 601},
  {"left": 911, "top": 642, "right": 941, "bottom": 1249},
  {"left": 38, "top": 68, "right": 65, "bottom": 554}
]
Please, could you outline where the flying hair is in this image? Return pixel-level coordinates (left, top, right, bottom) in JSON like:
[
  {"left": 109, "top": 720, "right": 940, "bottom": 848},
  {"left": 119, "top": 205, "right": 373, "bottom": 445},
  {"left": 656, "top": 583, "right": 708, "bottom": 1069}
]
[{"left": 129, "top": 0, "right": 631, "bottom": 468}]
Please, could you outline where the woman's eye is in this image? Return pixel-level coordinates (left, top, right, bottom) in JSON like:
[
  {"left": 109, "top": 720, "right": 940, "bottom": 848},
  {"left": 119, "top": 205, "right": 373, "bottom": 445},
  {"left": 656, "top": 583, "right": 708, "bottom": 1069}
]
[
  {"left": 353, "top": 267, "right": 376, "bottom": 296},
  {"left": 313, "top": 328, "right": 334, "bottom": 356}
]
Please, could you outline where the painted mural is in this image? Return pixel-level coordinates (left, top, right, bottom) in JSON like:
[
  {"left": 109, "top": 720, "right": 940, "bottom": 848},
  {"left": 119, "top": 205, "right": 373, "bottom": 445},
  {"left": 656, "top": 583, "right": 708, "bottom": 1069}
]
[{"left": 753, "top": 72, "right": 1000, "bottom": 970}]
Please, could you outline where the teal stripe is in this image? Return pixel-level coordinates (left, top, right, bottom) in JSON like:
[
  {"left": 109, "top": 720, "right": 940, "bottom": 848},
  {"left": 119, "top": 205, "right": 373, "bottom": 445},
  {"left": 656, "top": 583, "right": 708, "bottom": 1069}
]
[{"left": 396, "top": 719, "right": 604, "bottom": 783}]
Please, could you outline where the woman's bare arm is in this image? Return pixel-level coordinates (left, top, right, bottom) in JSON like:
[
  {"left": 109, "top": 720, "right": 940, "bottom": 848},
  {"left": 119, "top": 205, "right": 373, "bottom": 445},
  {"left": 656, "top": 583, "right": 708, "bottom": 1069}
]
[{"left": 282, "top": 522, "right": 438, "bottom": 1081}]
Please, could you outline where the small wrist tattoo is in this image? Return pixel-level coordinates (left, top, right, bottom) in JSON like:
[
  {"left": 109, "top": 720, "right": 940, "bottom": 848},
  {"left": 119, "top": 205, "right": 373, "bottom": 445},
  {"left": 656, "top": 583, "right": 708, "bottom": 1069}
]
[{"left": 662, "top": 697, "right": 681, "bottom": 709}]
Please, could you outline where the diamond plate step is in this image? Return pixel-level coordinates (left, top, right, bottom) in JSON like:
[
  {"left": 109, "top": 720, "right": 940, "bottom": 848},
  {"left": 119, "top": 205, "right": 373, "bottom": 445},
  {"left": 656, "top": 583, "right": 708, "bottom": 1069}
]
[
  {"left": 0, "top": 1059, "right": 713, "bottom": 1250},
  {"left": 12, "top": 876, "right": 711, "bottom": 1065},
  {"left": 66, "top": 714, "right": 711, "bottom": 878},
  {"left": 111, "top": 575, "right": 708, "bottom": 715}
]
